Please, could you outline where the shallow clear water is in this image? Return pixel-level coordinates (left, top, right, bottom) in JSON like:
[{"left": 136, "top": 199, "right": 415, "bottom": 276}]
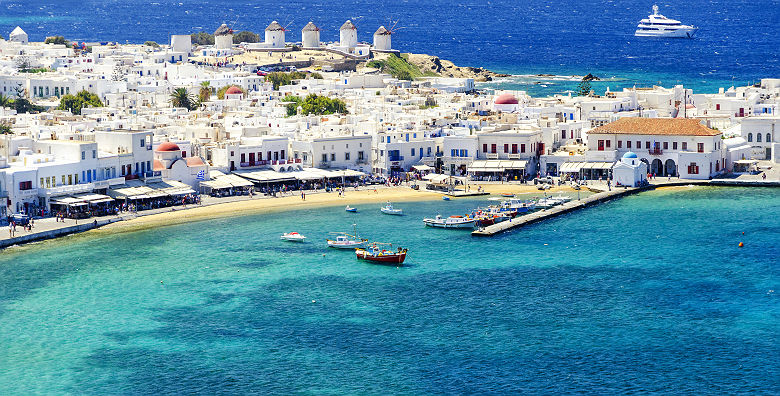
[
  {"left": 2, "top": 0, "right": 778, "bottom": 94},
  {"left": 0, "top": 186, "right": 778, "bottom": 393}
]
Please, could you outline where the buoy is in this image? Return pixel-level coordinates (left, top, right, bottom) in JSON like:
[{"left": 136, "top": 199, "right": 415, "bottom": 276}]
[
  {"left": 738, "top": 242, "right": 744, "bottom": 248},
  {"left": 742, "top": 232, "right": 745, "bottom": 235}
]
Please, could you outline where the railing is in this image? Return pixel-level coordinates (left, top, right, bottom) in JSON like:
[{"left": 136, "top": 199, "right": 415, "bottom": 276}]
[
  {"left": 508, "top": 153, "right": 521, "bottom": 159},
  {"left": 649, "top": 149, "right": 663, "bottom": 155},
  {"left": 486, "top": 153, "right": 499, "bottom": 159},
  {"left": 388, "top": 156, "right": 404, "bottom": 162}
]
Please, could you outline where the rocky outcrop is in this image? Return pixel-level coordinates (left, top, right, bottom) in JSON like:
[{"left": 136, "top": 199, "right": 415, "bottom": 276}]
[{"left": 404, "top": 53, "right": 509, "bottom": 82}]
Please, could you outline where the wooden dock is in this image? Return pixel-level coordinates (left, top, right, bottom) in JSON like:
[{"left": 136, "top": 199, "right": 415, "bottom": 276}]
[{"left": 471, "top": 186, "right": 646, "bottom": 237}]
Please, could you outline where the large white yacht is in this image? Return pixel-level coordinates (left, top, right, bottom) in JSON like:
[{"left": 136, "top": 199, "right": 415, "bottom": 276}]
[{"left": 635, "top": 5, "right": 697, "bottom": 38}]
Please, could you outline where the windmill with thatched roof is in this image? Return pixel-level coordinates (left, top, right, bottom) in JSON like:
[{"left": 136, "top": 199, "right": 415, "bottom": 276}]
[
  {"left": 213, "top": 23, "right": 234, "bottom": 50},
  {"left": 264, "top": 21, "right": 286, "bottom": 49},
  {"left": 339, "top": 20, "right": 358, "bottom": 48},
  {"left": 301, "top": 22, "right": 320, "bottom": 49}
]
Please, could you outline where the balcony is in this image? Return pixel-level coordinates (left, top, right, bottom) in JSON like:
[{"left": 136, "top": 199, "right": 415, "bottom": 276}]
[
  {"left": 508, "top": 153, "right": 521, "bottom": 159},
  {"left": 486, "top": 153, "right": 499, "bottom": 159},
  {"left": 649, "top": 149, "right": 663, "bottom": 155}
]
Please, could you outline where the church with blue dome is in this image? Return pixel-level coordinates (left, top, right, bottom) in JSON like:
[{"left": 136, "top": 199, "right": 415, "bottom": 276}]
[{"left": 613, "top": 151, "right": 647, "bottom": 187}]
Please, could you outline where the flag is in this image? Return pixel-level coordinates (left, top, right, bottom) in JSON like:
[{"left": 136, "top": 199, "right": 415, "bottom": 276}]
[{"left": 196, "top": 170, "right": 205, "bottom": 181}]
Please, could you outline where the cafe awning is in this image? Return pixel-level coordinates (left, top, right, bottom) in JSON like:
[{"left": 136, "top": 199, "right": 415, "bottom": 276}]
[
  {"left": 468, "top": 160, "right": 527, "bottom": 173},
  {"left": 412, "top": 164, "right": 433, "bottom": 171}
]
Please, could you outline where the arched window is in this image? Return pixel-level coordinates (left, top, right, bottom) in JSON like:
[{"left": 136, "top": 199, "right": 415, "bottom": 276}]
[
  {"left": 757, "top": 133, "right": 762, "bottom": 142},
  {"left": 747, "top": 133, "right": 753, "bottom": 142},
  {"left": 767, "top": 133, "right": 772, "bottom": 143}
]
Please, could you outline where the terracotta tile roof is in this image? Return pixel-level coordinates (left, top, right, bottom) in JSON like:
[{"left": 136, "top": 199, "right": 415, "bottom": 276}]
[
  {"left": 590, "top": 118, "right": 721, "bottom": 136},
  {"left": 185, "top": 157, "right": 205, "bottom": 167}
]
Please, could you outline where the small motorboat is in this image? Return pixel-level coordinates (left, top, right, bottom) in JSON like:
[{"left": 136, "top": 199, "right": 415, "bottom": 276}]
[
  {"left": 356, "top": 243, "right": 407, "bottom": 265},
  {"left": 380, "top": 202, "right": 403, "bottom": 215},
  {"left": 345, "top": 205, "right": 358, "bottom": 212},
  {"left": 327, "top": 224, "right": 367, "bottom": 249},
  {"left": 442, "top": 196, "right": 451, "bottom": 201},
  {"left": 535, "top": 197, "right": 559, "bottom": 209},
  {"left": 423, "top": 214, "right": 476, "bottom": 229},
  {"left": 550, "top": 194, "right": 572, "bottom": 204},
  {"left": 280, "top": 232, "right": 306, "bottom": 242},
  {"left": 500, "top": 193, "right": 515, "bottom": 198}
]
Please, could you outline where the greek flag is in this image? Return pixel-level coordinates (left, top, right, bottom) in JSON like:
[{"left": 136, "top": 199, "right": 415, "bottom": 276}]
[{"left": 196, "top": 170, "right": 205, "bottom": 180}]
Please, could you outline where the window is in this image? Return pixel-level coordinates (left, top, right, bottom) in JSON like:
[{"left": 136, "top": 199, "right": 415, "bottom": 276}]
[
  {"left": 605, "top": 140, "right": 611, "bottom": 148},
  {"left": 636, "top": 141, "right": 641, "bottom": 149},
  {"left": 482, "top": 144, "right": 487, "bottom": 153},
  {"left": 688, "top": 162, "right": 699, "bottom": 174},
  {"left": 512, "top": 144, "right": 518, "bottom": 154},
  {"left": 757, "top": 133, "right": 762, "bottom": 142},
  {"left": 767, "top": 133, "right": 772, "bottom": 142},
  {"left": 747, "top": 133, "right": 753, "bottom": 142},
  {"left": 451, "top": 149, "right": 456, "bottom": 157},
  {"left": 645, "top": 141, "right": 650, "bottom": 149},
  {"left": 682, "top": 142, "right": 688, "bottom": 151},
  {"left": 281, "top": 150, "right": 285, "bottom": 159},
  {"left": 617, "top": 140, "right": 622, "bottom": 149},
  {"left": 81, "top": 151, "right": 86, "bottom": 160},
  {"left": 322, "top": 154, "right": 328, "bottom": 162},
  {"left": 663, "top": 142, "right": 668, "bottom": 150},
  {"left": 241, "top": 153, "right": 246, "bottom": 163},
  {"left": 598, "top": 140, "right": 604, "bottom": 151},
  {"left": 411, "top": 148, "right": 415, "bottom": 156},
  {"left": 521, "top": 144, "right": 526, "bottom": 153},
  {"left": 330, "top": 153, "right": 336, "bottom": 161},
  {"left": 491, "top": 144, "right": 497, "bottom": 154},
  {"left": 92, "top": 149, "right": 96, "bottom": 158},
  {"left": 358, "top": 151, "right": 364, "bottom": 161},
  {"left": 230, "top": 151, "right": 234, "bottom": 157},
  {"left": 697, "top": 143, "right": 704, "bottom": 153},
  {"left": 716, "top": 104, "right": 720, "bottom": 110},
  {"left": 673, "top": 142, "right": 678, "bottom": 150},
  {"left": 62, "top": 175, "right": 66, "bottom": 185},
  {"left": 140, "top": 139, "right": 145, "bottom": 147},
  {"left": 504, "top": 144, "right": 509, "bottom": 153},
  {"left": 561, "top": 130, "right": 566, "bottom": 139},
  {"left": 627, "top": 141, "right": 632, "bottom": 149},
  {"left": 427, "top": 147, "right": 431, "bottom": 155},
  {"left": 19, "top": 181, "right": 33, "bottom": 190},
  {"left": 345, "top": 152, "right": 350, "bottom": 161}
]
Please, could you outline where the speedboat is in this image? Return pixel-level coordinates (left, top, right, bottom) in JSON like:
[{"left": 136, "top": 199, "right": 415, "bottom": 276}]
[
  {"left": 501, "top": 198, "right": 536, "bottom": 213},
  {"left": 281, "top": 232, "right": 306, "bottom": 242},
  {"left": 442, "top": 196, "right": 450, "bottom": 201},
  {"left": 635, "top": 5, "right": 697, "bottom": 38},
  {"left": 535, "top": 197, "right": 560, "bottom": 209},
  {"left": 549, "top": 194, "right": 572, "bottom": 204},
  {"left": 345, "top": 205, "right": 358, "bottom": 212},
  {"left": 423, "top": 214, "right": 476, "bottom": 229},
  {"left": 356, "top": 243, "right": 407, "bottom": 265},
  {"left": 500, "top": 193, "right": 515, "bottom": 198},
  {"left": 380, "top": 202, "right": 403, "bottom": 215}
]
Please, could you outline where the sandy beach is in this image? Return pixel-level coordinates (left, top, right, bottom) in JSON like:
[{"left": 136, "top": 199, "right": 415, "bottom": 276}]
[{"left": 98, "top": 183, "right": 577, "bottom": 235}]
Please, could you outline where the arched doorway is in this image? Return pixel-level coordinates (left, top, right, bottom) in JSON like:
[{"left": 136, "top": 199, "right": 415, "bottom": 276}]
[
  {"left": 640, "top": 158, "right": 650, "bottom": 174},
  {"left": 664, "top": 159, "right": 677, "bottom": 176},
  {"left": 651, "top": 159, "right": 663, "bottom": 176}
]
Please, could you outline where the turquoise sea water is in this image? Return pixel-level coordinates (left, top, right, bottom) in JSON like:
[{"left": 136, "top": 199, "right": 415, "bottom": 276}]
[{"left": 0, "top": 186, "right": 778, "bottom": 394}]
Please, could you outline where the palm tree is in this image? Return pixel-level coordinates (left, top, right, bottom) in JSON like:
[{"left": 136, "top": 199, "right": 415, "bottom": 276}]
[
  {"left": 198, "top": 81, "right": 211, "bottom": 103},
  {"left": 0, "top": 93, "right": 11, "bottom": 108},
  {"left": 170, "top": 88, "right": 195, "bottom": 110}
]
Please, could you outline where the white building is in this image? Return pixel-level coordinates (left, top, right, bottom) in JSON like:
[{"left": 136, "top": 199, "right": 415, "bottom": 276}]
[
  {"left": 587, "top": 118, "right": 725, "bottom": 179},
  {"left": 264, "top": 21, "right": 286, "bottom": 49},
  {"left": 9, "top": 27, "right": 28, "bottom": 44},
  {"left": 301, "top": 22, "right": 321, "bottom": 49},
  {"left": 373, "top": 26, "right": 392, "bottom": 51},
  {"left": 739, "top": 116, "right": 777, "bottom": 160},
  {"left": 612, "top": 151, "right": 647, "bottom": 187},
  {"left": 170, "top": 35, "right": 192, "bottom": 54},
  {"left": 214, "top": 24, "right": 233, "bottom": 50},
  {"left": 339, "top": 20, "right": 358, "bottom": 48}
]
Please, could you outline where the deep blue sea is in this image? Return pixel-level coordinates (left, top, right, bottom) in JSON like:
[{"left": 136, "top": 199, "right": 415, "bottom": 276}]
[
  {"left": 0, "top": 186, "right": 778, "bottom": 393},
  {"left": 1, "top": 0, "right": 779, "bottom": 95}
]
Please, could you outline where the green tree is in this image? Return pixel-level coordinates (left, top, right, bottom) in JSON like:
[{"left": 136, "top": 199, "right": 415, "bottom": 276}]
[
  {"left": 170, "top": 87, "right": 196, "bottom": 110},
  {"left": 576, "top": 78, "right": 591, "bottom": 96},
  {"left": 0, "top": 122, "right": 12, "bottom": 135},
  {"left": 395, "top": 70, "right": 412, "bottom": 81},
  {"left": 191, "top": 32, "right": 214, "bottom": 45},
  {"left": 144, "top": 41, "right": 160, "bottom": 48},
  {"left": 232, "top": 31, "right": 260, "bottom": 44},
  {"left": 284, "top": 94, "right": 348, "bottom": 117},
  {"left": 265, "top": 71, "right": 309, "bottom": 90},
  {"left": 198, "top": 81, "right": 211, "bottom": 103},
  {"left": 57, "top": 90, "right": 103, "bottom": 115},
  {"left": 44, "top": 36, "right": 69, "bottom": 45},
  {"left": 0, "top": 93, "right": 11, "bottom": 108}
]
